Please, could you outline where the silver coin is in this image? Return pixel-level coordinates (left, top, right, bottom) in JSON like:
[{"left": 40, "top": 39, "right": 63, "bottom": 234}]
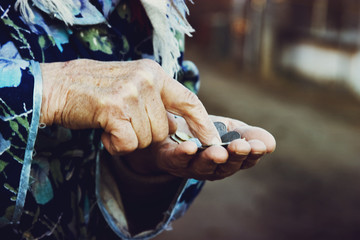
[
  {"left": 170, "top": 134, "right": 183, "bottom": 144},
  {"left": 221, "top": 131, "right": 241, "bottom": 143},
  {"left": 214, "top": 121, "right": 227, "bottom": 137},
  {"left": 199, "top": 141, "right": 232, "bottom": 150},
  {"left": 175, "top": 131, "right": 191, "bottom": 141}
]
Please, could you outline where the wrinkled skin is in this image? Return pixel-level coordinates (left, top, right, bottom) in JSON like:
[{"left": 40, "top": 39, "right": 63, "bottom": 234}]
[
  {"left": 124, "top": 115, "right": 276, "bottom": 181},
  {"left": 40, "top": 58, "right": 221, "bottom": 155},
  {"left": 40, "top": 58, "right": 276, "bottom": 180}
]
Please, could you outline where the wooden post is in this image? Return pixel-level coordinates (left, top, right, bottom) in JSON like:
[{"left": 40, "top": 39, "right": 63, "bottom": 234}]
[
  {"left": 311, "top": 0, "right": 328, "bottom": 36},
  {"left": 260, "top": 0, "right": 274, "bottom": 79}
]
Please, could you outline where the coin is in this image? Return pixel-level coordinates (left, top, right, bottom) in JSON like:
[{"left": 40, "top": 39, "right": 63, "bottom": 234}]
[
  {"left": 170, "top": 133, "right": 183, "bottom": 144},
  {"left": 214, "top": 121, "right": 227, "bottom": 137},
  {"left": 175, "top": 131, "right": 192, "bottom": 141},
  {"left": 221, "top": 131, "right": 241, "bottom": 143},
  {"left": 170, "top": 123, "right": 241, "bottom": 150}
]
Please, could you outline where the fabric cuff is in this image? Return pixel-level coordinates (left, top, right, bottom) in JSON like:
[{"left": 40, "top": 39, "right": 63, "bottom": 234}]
[
  {"left": 12, "top": 60, "right": 42, "bottom": 223},
  {"left": 96, "top": 150, "right": 203, "bottom": 240}
]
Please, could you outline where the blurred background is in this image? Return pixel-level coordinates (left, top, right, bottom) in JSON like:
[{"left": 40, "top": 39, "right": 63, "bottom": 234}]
[{"left": 157, "top": 0, "right": 360, "bottom": 239}]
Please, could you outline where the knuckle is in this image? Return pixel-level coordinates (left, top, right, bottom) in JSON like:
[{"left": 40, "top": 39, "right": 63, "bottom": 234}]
[
  {"left": 110, "top": 139, "right": 123, "bottom": 153},
  {"left": 153, "top": 126, "right": 169, "bottom": 142},
  {"left": 182, "top": 91, "right": 203, "bottom": 113},
  {"left": 118, "top": 140, "right": 137, "bottom": 154},
  {"left": 120, "top": 83, "right": 140, "bottom": 100},
  {"left": 136, "top": 59, "right": 159, "bottom": 74},
  {"left": 138, "top": 135, "right": 152, "bottom": 149},
  {"left": 127, "top": 85, "right": 140, "bottom": 100},
  {"left": 135, "top": 65, "right": 159, "bottom": 88},
  {"left": 184, "top": 90, "right": 200, "bottom": 104},
  {"left": 110, "top": 132, "right": 138, "bottom": 154},
  {"left": 136, "top": 59, "right": 165, "bottom": 86},
  {"left": 109, "top": 85, "right": 139, "bottom": 107},
  {"left": 99, "top": 94, "right": 127, "bottom": 118}
]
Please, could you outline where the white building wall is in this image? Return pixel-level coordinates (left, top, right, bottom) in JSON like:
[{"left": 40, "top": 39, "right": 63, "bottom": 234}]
[{"left": 281, "top": 42, "right": 360, "bottom": 96}]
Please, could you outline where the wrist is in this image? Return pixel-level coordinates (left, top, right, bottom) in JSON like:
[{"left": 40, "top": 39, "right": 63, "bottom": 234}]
[{"left": 39, "top": 62, "right": 64, "bottom": 126}]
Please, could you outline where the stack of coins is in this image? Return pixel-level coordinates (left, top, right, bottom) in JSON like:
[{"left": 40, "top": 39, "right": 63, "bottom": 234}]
[{"left": 170, "top": 122, "right": 241, "bottom": 150}]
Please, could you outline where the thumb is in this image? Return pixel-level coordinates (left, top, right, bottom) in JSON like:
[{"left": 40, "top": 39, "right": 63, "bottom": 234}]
[{"left": 161, "top": 77, "right": 221, "bottom": 145}]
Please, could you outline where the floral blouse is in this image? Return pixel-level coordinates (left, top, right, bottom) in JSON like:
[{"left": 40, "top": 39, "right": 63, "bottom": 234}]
[{"left": 0, "top": 0, "right": 202, "bottom": 239}]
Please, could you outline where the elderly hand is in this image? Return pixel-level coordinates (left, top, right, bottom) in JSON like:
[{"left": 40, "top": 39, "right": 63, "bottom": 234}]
[
  {"left": 124, "top": 115, "right": 276, "bottom": 180},
  {"left": 40, "top": 59, "right": 221, "bottom": 155}
]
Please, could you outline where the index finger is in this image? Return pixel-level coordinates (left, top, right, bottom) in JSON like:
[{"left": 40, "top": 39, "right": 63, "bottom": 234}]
[{"left": 161, "top": 77, "right": 221, "bottom": 146}]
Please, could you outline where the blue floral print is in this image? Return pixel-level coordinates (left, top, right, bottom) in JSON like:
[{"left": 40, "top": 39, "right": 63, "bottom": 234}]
[{"left": 0, "top": 0, "right": 202, "bottom": 239}]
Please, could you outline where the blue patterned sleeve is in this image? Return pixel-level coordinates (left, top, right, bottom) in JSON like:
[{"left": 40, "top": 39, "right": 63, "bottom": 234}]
[
  {"left": 0, "top": 41, "right": 42, "bottom": 225},
  {"left": 96, "top": 151, "right": 205, "bottom": 240}
]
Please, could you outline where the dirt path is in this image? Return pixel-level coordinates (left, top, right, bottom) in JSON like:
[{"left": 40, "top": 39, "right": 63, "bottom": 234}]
[{"left": 155, "top": 51, "right": 360, "bottom": 240}]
